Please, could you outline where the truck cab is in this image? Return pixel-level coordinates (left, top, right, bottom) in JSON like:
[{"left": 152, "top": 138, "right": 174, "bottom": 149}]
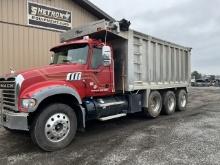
[{"left": 50, "top": 37, "right": 114, "bottom": 97}]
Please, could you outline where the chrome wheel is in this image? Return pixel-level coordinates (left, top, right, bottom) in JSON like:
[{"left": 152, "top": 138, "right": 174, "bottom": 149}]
[
  {"left": 162, "top": 91, "right": 176, "bottom": 115},
  {"left": 168, "top": 96, "right": 175, "bottom": 111},
  {"left": 45, "top": 113, "right": 70, "bottom": 143},
  {"left": 180, "top": 94, "right": 187, "bottom": 108},
  {"left": 150, "top": 97, "right": 160, "bottom": 113},
  {"left": 147, "top": 91, "right": 162, "bottom": 118},
  {"left": 176, "top": 90, "right": 187, "bottom": 111}
]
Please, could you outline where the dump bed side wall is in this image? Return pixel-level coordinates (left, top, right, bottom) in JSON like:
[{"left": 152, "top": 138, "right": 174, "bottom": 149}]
[{"left": 126, "top": 30, "right": 191, "bottom": 91}]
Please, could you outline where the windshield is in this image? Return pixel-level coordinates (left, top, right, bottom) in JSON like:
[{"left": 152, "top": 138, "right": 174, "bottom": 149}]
[{"left": 52, "top": 44, "right": 89, "bottom": 64}]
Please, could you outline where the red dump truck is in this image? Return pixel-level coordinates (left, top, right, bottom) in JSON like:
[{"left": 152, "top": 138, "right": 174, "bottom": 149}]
[{"left": 0, "top": 20, "right": 191, "bottom": 151}]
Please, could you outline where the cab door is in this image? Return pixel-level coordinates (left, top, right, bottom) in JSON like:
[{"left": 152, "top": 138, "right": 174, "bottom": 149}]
[{"left": 86, "top": 45, "right": 113, "bottom": 97}]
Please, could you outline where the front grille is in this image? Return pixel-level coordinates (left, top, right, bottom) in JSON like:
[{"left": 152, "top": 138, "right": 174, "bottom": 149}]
[{"left": 0, "top": 79, "right": 16, "bottom": 112}]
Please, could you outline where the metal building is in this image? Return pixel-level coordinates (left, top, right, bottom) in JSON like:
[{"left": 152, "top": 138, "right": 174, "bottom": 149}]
[{"left": 0, "top": 0, "right": 113, "bottom": 75}]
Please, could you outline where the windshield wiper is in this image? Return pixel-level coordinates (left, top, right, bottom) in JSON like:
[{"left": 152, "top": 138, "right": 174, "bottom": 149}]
[{"left": 62, "top": 59, "right": 71, "bottom": 63}]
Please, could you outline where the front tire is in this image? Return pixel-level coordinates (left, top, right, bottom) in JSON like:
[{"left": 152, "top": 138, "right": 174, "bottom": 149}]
[
  {"left": 145, "top": 91, "right": 162, "bottom": 118},
  {"left": 30, "top": 103, "right": 77, "bottom": 151}
]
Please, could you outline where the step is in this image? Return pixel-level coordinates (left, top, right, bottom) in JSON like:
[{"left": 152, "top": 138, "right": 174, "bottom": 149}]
[{"left": 99, "top": 113, "right": 127, "bottom": 121}]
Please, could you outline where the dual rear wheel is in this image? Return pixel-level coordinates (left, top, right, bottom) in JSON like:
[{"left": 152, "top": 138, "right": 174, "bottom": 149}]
[{"left": 146, "top": 89, "right": 187, "bottom": 118}]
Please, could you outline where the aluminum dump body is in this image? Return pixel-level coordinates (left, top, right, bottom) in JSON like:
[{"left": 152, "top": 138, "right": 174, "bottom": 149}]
[
  {"left": 125, "top": 30, "right": 191, "bottom": 91},
  {"left": 60, "top": 20, "right": 191, "bottom": 92}
]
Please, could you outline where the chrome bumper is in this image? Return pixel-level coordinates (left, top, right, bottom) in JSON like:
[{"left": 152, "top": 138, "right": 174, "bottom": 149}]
[{"left": 0, "top": 110, "right": 29, "bottom": 131}]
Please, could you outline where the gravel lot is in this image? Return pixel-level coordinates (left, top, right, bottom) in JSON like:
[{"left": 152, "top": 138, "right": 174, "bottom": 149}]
[{"left": 0, "top": 87, "right": 220, "bottom": 165}]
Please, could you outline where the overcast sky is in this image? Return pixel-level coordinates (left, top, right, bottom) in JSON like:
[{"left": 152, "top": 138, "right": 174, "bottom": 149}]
[{"left": 90, "top": 0, "right": 220, "bottom": 75}]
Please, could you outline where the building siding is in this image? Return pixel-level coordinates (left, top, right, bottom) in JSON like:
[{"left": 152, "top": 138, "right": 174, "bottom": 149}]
[{"left": 0, "top": 0, "right": 98, "bottom": 75}]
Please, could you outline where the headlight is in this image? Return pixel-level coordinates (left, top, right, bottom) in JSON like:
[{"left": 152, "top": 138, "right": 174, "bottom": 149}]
[{"left": 21, "top": 99, "right": 36, "bottom": 109}]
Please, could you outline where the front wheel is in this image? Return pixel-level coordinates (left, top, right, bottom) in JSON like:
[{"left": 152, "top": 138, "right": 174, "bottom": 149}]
[{"left": 30, "top": 103, "right": 77, "bottom": 151}]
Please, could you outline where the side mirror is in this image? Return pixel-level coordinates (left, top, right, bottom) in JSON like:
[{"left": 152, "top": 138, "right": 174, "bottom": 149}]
[{"left": 102, "top": 46, "right": 112, "bottom": 66}]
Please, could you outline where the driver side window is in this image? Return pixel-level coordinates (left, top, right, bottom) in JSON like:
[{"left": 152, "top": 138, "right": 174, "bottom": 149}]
[{"left": 91, "top": 47, "right": 103, "bottom": 69}]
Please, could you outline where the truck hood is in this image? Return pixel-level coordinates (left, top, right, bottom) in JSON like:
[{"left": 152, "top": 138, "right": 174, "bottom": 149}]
[
  {"left": 18, "top": 64, "right": 85, "bottom": 81},
  {"left": 3, "top": 64, "right": 86, "bottom": 93}
]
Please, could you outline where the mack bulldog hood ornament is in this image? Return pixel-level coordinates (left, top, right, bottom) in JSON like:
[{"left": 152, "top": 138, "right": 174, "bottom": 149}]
[{"left": 10, "top": 67, "right": 15, "bottom": 74}]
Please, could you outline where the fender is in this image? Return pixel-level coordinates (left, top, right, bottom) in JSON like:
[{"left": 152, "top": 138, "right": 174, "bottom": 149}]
[
  {"left": 29, "top": 85, "right": 82, "bottom": 113},
  {"left": 31, "top": 85, "right": 86, "bottom": 128},
  {"left": 142, "top": 89, "right": 151, "bottom": 108}
]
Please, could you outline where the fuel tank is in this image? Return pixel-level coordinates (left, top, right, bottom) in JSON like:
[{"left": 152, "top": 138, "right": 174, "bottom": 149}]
[{"left": 84, "top": 96, "right": 128, "bottom": 120}]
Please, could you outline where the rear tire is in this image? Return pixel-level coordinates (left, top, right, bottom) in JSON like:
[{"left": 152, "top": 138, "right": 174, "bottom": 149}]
[
  {"left": 145, "top": 91, "right": 162, "bottom": 118},
  {"left": 176, "top": 89, "right": 188, "bottom": 111},
  {"left": 30, "top": 103, "right": 77, "bottom": 151},
  {"left": 162, "top": 91, "right": 176, "bottom": 115}
]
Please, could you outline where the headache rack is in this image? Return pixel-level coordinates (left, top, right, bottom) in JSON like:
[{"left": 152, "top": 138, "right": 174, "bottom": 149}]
[{"left": 60, "top": 19, "right": 129, "bottom": 42}]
